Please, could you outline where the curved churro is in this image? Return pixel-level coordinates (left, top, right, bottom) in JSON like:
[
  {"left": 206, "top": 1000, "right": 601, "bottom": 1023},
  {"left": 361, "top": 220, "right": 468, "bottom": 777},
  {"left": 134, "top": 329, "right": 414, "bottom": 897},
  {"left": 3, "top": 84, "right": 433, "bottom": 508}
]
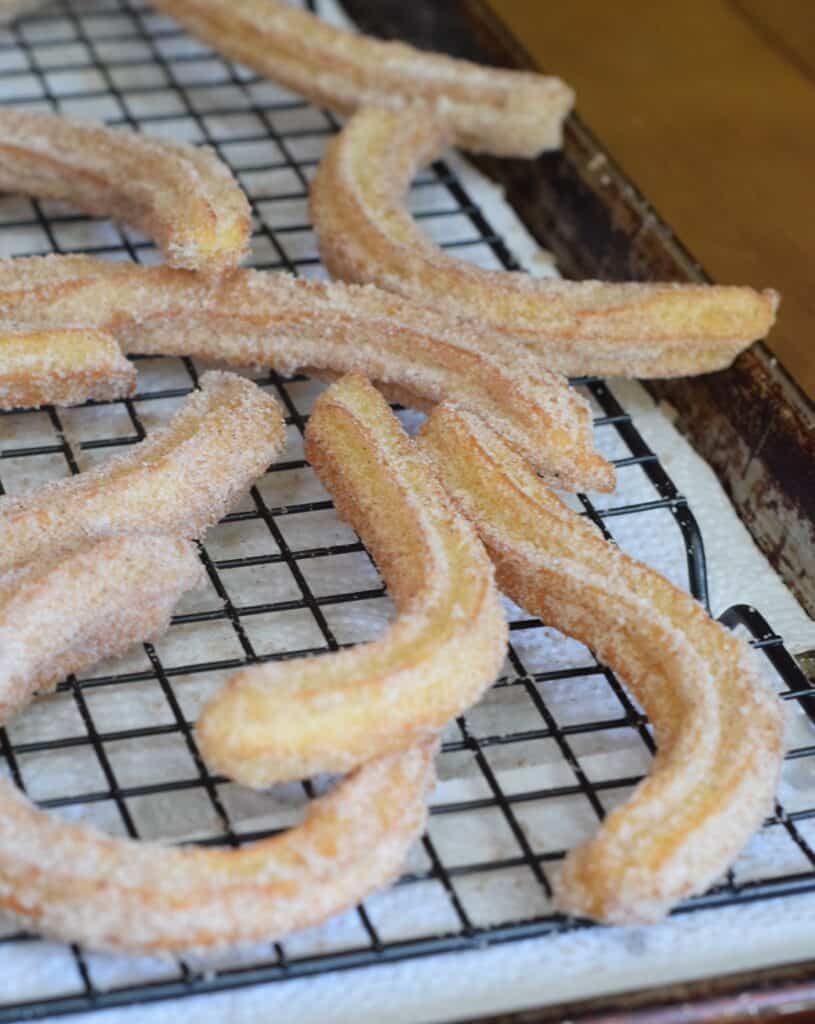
[
  {"left": 198, "top": 374, "right": 506, "bottom": 786},
  {"left": 0, "top": 326, "right": 135, "bottom": 409},
  {"left": 0, "top": 730, "right": 434, "bottom": 951},
  {"left": 0, "top": 255, "right": 613, "bottom": 492},
  {"left": 0, "top": 535, "right": 202, "bottom": 721},
  {"left": 0, "top": 107, "right": 249, "bottom": 272},
  {"left": 311, "top": 107, "right": 779, "bottom": 378},
  {"left": 418, "top": 404, "right": 785, "bottom": 924},
  {"left": 0, "top": 370, "right": 285, "bottom": 573},
  {"left": 153, "top": 0, "right": 573, "bottom": 157},
  {"left": 0, "top": 377, "right": 431, "bottom": 954}
]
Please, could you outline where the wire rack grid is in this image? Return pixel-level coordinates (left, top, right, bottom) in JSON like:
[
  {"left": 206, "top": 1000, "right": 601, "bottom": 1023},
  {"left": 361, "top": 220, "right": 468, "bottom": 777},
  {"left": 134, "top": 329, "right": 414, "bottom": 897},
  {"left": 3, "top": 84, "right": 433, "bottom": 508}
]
[{"left": 1, "top": 0, "right": 815, "bottom": 1019}]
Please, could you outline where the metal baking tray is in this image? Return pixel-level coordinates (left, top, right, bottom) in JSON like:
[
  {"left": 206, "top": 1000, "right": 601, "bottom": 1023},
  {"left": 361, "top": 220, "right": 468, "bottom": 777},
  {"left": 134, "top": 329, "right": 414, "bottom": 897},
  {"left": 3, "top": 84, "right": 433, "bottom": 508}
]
[{"left": 0, "top": 0, "right": 813, "bottom": 1020}]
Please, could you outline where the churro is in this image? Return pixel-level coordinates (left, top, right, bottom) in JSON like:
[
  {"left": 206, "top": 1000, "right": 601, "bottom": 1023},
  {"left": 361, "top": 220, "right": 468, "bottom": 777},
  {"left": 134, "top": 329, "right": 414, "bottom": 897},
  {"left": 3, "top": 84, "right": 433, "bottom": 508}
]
[
  {"left": 152, "top": 0, "right": 573, "bottom": 157},
  {"left": 311, "top": 107, "right": 779, "bottom": 378},
  {"left": 0, "top": 370, "right": 285, "bottom": 573},
  {"left": 0, "top": 728, "right": 434, "bottom": 951},
  {"left": 418, "top": 404, "right": 785, "bottom": 924},
  {"left": 0, "top": 376, "right": 431, "bottom": 954},
  {"left": 0, "top": 326, "right": 135, "bottom": 408},
  {"left": 198, "top": 374, "right": 506, "bottom": 786},
  {"left": 0, "top": 255, "right": 613, "bottom": 491},
  {"left": 0, "top": 107, "right": 249, "bottom": 272},
  {"left": 0, "top": 535, "right": 202, "bottom": 721}
]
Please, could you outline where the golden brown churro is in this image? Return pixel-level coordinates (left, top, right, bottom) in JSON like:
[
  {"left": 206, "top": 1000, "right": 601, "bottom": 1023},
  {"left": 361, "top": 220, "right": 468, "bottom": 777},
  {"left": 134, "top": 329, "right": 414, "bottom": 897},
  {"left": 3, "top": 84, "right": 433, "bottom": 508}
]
[
  {"left": 0, "top": 255, "right": 613, "bottom": 492},
  {"left": 152, "top": 0, "right": 573, "bottom": 157},
  {"left": 311, "top": 107, "right": 779, "bottom": 378},
  {"left": 418, "top": 404, "right": 785, "bottom": 924},
  {"left": 0, "top": 376, "right": 432, "bottom": 954},
  {"left": 0, "top": 370, "right": 285, "bottom": 573},
  {"left": 198, "top": 374, "right": 506, "bottom": 786},
  {"left": 0, "top": 107, "right": 249, "bottom": 271},
  {"left": 0, "top": 327, "right": 135, "bottom": 409},
  {"left": 0, "top": 731, "right": 435, "bottom": 951},
  {"left": 0, "top": 535, "right": 202, "bottom": 721}
]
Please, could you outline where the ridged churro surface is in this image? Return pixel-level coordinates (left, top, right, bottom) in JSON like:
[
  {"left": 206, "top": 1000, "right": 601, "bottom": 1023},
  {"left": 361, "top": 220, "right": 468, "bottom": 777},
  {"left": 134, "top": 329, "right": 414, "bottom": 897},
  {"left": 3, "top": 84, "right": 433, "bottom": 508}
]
[
  {"left": 0, "top": 255, "right": 613, "bottom": 492},
  {"left": 419, "top": 404, "right": 785, "bottom": 923},
  {"left": 0, "top": 535, "right": 202, "bottom": 721},
  {"left": 0, "top": 327, "right": 135, "bottom": 409},
  {"left": 0, "top": 370, "right": 285, "bottom": 573},
  {"left": 0, "top": 730, "right": 435, "bottom": 952},
  {"left": 0, "top": 389, "right": 433, "bottom": 954},
  {"left": 0, "top": 107, "right": 249, "bottom": 271},
  {"left": 153, "top": 0, "right": 573, "bottom": 156},
  {"left": 198, "top": 374, "right": 507, "bottom": 785},
  {"left": 311, "top": 107, "right": 778, "bottom": 378}
]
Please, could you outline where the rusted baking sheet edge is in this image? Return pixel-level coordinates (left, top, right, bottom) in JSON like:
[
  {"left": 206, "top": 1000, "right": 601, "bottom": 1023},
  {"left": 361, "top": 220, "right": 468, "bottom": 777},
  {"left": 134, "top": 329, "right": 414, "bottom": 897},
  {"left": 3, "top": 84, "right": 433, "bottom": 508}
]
[
  {"left": 463, "top": 956, "right": 815, "bottom": 1024},
  {"left": 341, "top": 0, "right": 815, "bottom": 623}
]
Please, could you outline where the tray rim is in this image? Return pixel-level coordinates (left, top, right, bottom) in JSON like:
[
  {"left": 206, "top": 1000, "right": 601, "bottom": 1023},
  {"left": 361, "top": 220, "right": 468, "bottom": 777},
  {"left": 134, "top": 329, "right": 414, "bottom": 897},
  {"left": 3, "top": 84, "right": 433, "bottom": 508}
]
[
  {"left": 459, "top": 955, "right": 815, "bottom": 1024},
  {"left": 457, "top": 0, "right": 815, "bottom": 626},
  {"left": 338, "top": 0, "right": 815, "bottom": 626}
]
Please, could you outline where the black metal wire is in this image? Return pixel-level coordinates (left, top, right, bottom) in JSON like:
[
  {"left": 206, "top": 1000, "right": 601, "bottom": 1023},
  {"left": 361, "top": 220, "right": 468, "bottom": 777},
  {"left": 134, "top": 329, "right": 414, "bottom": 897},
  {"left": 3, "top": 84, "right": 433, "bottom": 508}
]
[{"left": 0, "top": 1, "right": 813, "bottom": 1020}]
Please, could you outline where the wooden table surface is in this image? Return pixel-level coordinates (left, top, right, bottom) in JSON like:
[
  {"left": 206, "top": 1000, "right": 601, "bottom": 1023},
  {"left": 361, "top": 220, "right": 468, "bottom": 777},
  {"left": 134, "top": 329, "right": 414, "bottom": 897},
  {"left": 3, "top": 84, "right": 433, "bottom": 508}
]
[{"left": 489, "top": 0, "right": 815, "bottom": 398}]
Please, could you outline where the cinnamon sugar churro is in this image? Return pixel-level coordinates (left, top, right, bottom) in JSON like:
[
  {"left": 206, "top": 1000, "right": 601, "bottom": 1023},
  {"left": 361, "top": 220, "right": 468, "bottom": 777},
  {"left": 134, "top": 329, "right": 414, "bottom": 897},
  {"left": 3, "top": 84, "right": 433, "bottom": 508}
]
[
  {"left": 0, "top": 370, "right": 285, "bottom": 573},
  {"left": 198, "top": 374, "right": 506, "bottom": 785},
  {"left": 418, "top": 404, "right": 785, "bottom": 924},
  {"left": 153, "top": 0, "right": 573, "bottom": 157},
  {"left": 311, "top": 107, "right": 779, "bottom": 378},
  {"left": 0, "top": 377, "right": 433, "bottom": 954},
  {"left": 0, "top": 255, "right": 613, "bottom": 492},
  {"left": 0, "top": 107, "right": 249, "bottom": 272},
  {"left": 0, "top": 730, "right": 435, "bottom": 951},
  {"left": 0, "top": 535, "right": 202, "bottom": 721},
  {"left": 0, "top": 327, "right": 135, "bottom": 409}
]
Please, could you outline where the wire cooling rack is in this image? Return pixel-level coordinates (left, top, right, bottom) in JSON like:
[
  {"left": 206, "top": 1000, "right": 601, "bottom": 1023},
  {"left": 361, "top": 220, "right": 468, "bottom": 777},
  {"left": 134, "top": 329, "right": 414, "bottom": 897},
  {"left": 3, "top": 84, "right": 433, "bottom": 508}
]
[{"left": 1, "top": 0, "right": 815, "bottom": 1019}]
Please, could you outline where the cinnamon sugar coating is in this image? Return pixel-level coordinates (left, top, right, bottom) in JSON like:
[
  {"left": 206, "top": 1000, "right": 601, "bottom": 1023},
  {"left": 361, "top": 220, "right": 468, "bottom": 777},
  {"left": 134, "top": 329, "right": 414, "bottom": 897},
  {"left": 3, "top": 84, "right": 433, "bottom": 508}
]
[
  {"left": 0, "top": 726, "right": 435, "bottom": 951},
  {"left": 0, "top": 370, "right": 285, "bottom": 573},
  {"left": 0, "top": 535, "right": 202, "bottom": 721},
  {"left": 0, "top": 255, "right": 613, "bottom": 492},
  {"left": 0, "top": 326, "right": 135, "bottom": 409},
  {"left": 198, "top": 374, "right": 507, "bottom": 785},
  {"left": 153, "top": 0, "right": 573, "bottom": 157},
  {"left": 310, "top": 107, "right": 779, "bottom": 378},
  {"left": 0, "top": 107, "right": 249, "bottom": 272},
  {"left": 419, "top": 404, "right": 785, "bottom": 924},
  {"left": 0, "top": 382, "right": 432, "bottom": 953}
]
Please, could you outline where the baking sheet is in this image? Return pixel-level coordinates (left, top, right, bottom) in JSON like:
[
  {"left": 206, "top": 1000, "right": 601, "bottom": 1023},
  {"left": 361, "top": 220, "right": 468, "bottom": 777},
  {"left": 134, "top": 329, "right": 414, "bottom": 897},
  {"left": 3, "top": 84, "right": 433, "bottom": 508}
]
[{"left": 0, "top": 0, "right": 814, "bottom": 1020}]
